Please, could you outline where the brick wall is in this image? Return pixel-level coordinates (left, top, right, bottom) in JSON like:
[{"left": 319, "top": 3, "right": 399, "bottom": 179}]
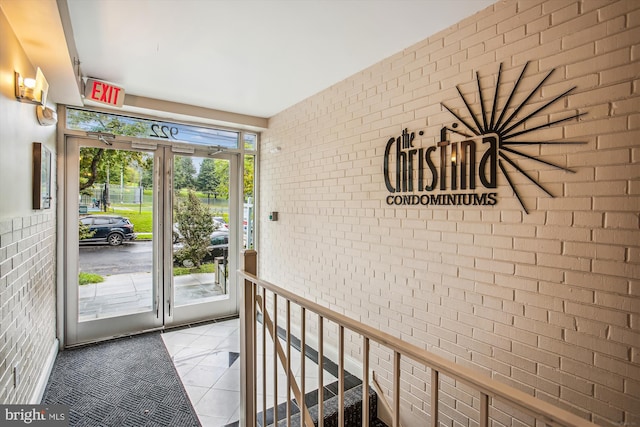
[
  {"left": 0, "top": 7, "right": 58, "bottom": 405},
  {"left": 0, "top": 213, "right": 56, "bottom": 403},
  {"left": 259, "top": 0, "right": 640, "bottom": 425}
]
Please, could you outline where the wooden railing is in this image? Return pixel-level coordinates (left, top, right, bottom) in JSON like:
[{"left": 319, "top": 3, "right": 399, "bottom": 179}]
[{"left": 238, "top": 251, "right": 597, "bottom": 427}]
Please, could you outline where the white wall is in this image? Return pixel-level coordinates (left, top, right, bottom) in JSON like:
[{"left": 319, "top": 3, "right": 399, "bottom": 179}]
[
  {"left": 0, "top": 8, "right": 58, "bottom": 403},
  {"left": 259, "top": 0, "right": 640, "bottom": 426}
]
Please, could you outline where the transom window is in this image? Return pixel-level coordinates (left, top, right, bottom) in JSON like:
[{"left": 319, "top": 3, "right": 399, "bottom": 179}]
[{"left": 66, "top": 107, "right": 251, "bottom": 149}]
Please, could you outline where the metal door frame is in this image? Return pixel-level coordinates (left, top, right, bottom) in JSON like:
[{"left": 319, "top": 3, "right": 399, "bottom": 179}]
[{"left": 62, "top": 136, "right": 241, "bottom": 346}]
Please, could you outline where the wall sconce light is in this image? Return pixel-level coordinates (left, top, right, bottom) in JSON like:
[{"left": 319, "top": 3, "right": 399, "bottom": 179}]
[
  {"left": 15, "top": 67, "right": 49, "bottom": 105},
  {"left": 36, "top": 105, "right": 58, "bottom": 126}
]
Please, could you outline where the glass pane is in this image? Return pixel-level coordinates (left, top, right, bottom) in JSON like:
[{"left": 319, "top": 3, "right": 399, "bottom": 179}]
[
  {"left": 243, "top": 154, "right": 255, "bottom": 250},
  {"left": 78, "top": 147, "right": 154, "bottom": 321},
  {"left": 244, "top": 133, "right": 257, "bottom": 151},
  {"left": 66, "top": 107, "right": 239, "bottom": 148},
  {"left": 173, "top": 155, "right": 231, "bottom": 307}
]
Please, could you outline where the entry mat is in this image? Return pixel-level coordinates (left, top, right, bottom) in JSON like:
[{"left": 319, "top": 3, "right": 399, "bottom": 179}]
[{"left": 41, "top": 332, "right": 201, "bottom": 427}]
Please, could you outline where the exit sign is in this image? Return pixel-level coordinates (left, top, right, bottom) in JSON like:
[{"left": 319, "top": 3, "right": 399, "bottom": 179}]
[{"left": 84, "top": 78, "right": 125, "bottom": 107}]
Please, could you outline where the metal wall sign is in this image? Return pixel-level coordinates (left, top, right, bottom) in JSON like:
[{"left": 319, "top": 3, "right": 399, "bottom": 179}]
[{"left": 383, "top": 61, "right": 586, "bottom": 214}]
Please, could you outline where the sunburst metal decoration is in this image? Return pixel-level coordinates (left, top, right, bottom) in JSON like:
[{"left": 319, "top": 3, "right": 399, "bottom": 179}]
[{"left": 441, "top": 61, "right": 586, "bottom": 213}]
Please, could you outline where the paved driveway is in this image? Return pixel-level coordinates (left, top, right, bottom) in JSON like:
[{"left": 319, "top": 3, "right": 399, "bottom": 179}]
[
  {"left": 78, "top": 240, "right": 229, "bottom": 320},
  {"left": 79, "top": 240, "right": 153, "bottom": 275}
]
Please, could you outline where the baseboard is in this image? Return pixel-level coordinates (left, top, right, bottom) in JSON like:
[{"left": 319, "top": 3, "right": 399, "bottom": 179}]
[{"left": 30, "top": 338, "right": 59, "bottom": 404}]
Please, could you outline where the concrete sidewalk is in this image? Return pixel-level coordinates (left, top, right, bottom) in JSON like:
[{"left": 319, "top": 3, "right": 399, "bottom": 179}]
[{"left": 79, "top": 272, "right": 227, "bottom": 320}]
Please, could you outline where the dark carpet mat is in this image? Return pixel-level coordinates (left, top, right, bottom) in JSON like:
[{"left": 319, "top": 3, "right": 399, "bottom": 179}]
[{"left": 41, "top": 332, "right": 201, "bottom": 427}]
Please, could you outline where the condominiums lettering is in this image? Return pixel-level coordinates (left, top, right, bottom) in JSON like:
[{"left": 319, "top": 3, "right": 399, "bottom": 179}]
[{"left": 383, "top": 127, "right": 498, "bottom": 207}]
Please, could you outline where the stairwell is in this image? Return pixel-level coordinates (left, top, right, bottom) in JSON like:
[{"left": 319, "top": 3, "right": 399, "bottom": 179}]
[
  {"left": 254, "top": 311, "right": 388, "bottom": 426},
  {"left": 261, "top": 383, "right": 387, "bottom": 427}
]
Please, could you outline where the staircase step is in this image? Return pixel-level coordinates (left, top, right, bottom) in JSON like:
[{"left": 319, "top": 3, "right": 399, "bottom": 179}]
[{"left": 265, "top": 384, "right": 387, "bottom": 427}]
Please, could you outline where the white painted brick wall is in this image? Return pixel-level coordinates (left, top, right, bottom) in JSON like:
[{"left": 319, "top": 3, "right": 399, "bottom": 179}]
[
  {"left": 0, "top": 213, "right": 56, "bottom": 403},
  {"left": 260, "top": 0, "right": 640, "bottom": 425}
]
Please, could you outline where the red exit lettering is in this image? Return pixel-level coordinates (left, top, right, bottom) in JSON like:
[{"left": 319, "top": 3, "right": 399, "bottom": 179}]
[{"left": 84, "top": 78, "right": 125, "bottom": 107}]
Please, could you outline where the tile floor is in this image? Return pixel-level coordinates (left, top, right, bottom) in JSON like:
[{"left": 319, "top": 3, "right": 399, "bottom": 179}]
[{"left": 161, "top": 317, "right": 338, "bottom": 427}]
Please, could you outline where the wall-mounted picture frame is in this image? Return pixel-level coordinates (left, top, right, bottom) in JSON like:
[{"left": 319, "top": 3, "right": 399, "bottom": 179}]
[{"left": 33, "top": 142, "right": 52, "bottom": 209}]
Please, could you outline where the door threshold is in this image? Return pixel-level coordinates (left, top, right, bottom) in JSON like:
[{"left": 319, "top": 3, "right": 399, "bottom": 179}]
[{"left": 64, "top": 326, "right": 166, "bottom": 349}]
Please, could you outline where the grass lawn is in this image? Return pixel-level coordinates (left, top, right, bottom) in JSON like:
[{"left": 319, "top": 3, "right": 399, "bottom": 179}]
[
  {"left": 173, "top": 263, "right": 215, "bottom": 276},
  {"left": 88, "top": 198, "right": 230, "bottom": 237},
  {"left": 101, "top": 204, "right": 153, "bottom": 233},
  {"left": 79, "top": 272, "right": 103, "bottom": 285}
]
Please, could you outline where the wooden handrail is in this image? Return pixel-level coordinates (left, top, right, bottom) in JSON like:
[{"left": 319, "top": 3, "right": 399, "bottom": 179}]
[{"left": 239, "top": 269, "right": 598, "bottom": 427}]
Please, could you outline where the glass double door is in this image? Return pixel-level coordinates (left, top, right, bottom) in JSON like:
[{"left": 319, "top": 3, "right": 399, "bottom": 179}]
[{"left": 65, "top": 136, "right": 238, "bottom": 346}]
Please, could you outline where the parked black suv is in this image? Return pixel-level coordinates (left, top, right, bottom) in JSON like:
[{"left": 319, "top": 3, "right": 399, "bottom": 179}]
[{"left": 79, "top": 215, "right": 136, "bottom": 246}]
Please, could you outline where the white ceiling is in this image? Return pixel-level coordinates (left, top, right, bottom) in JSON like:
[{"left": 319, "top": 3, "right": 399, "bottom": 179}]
[{"left": 5, "top": 0, "right": 496, "bottom": 122}]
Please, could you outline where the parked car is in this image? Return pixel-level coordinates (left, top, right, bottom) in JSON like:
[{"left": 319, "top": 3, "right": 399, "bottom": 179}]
[
  {"left": 79, "top": 215, "right": 135, "bottom": 246},
  {"left": 207, "top": 230, "right": 229, "bottom": 260},
  {"left": 212, "top": 217, "right": 229, "bottom": 230},
  {"left": 173, "top": 217, "right": 228, "bottom": 243},
  {"left": 172, "top": 230, "right": 229, "bottom": 266}
]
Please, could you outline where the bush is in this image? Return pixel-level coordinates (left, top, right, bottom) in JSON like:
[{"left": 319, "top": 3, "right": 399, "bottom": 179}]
[
  {"left": 79, "top": 272, "right": 104, "bottom": 285},
  {"left": 79, "top": 221, "right": 95, "bottom": 240},
  {"left": 173, "top": 190, "right": 214, "bottom": 268}
]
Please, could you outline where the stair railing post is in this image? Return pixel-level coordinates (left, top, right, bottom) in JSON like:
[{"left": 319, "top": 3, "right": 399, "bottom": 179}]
[{"left": 240, "top": 250, "right": 257, "bottom": 427}]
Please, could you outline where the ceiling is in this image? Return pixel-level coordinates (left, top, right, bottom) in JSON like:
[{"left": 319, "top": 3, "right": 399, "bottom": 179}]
[{"left": 3, "top": 0, "right": 496, "bottom": 125}]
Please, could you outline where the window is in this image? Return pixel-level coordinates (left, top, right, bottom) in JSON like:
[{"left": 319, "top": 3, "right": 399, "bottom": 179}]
[
  {"left": 244, "top": 133, "right": 257, "bottom": 151},
  {"left": 66, "top": 108, "right": 239, "bottom": 149}
]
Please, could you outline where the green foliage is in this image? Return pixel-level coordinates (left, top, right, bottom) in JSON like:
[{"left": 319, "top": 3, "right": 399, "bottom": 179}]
[
  {"left": 174, "top": 156, "right": 197, "bottom": 190},
  {"left": 79, "top": 221, "right": 96, "bottom": 240},
  {"left": 67, "top": 109, "right": 149, "bottom": 137},
  {"left": 69, "top": 111, "right": 252, "bottom": 235},
  {"left": 79, "top": 148, "right": 152, "bottom": 194},
  {"left": 244, "top": 154, "right": 255, "bottom": 201},
  {"left": 79, "top": 272, "right": 104, "bottom": 286},
  {"left": 141, "top": 167, "right": 153, "bottom": 188},
  {"left": 124, "top": 165, "right": 140, "bottom": 184},
  {"left": 173, "top": 263, "right": 215, "bottom": 276},
  {"left": 174, "top": 190, "right": 214, "bottom": 267},
  {"left": 70, "top": 110, "right": 153, "bottom": 193},
  {"left": 176, "top": 156, "right": 233, "bottom": 203},
  {"left": 196, "top": 158, "right": 219, "bottom": 195},
  {"left": 214, "top": 160, "right": 230, "bottom": 200}
]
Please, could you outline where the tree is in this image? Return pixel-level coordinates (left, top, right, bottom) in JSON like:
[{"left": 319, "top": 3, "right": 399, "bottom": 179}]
[
  {"left": 141, "top": 167, "right": 153, "bottom": 188},
  {"left": 213, "top": 160, "right": 230, "bottom": 199},
  {"left": 174, "top": 156, "right": 196, "bottom": 190},
  {"left": 244, "top": 154, "right": 254, "bottom": 202},
  {"left": 173, "top": 190, "right": 214, "bottom": 268},
  {"left": 69, "top": 109, "right": 152, "bottom": 193},
  {"left": 196, "top": 158, "right": 219, "bottom": 198},
  {"left": 79, "top": 148, "right": 150, "bottom": 187}
]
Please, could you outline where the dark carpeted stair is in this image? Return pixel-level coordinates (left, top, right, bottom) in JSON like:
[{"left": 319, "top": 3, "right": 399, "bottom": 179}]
[
  {"left": 261, "top": 383, "right": 388, "bottom": 427},
  {"left": 251, "top": 314, "right": 388, "bottom": 427}
]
